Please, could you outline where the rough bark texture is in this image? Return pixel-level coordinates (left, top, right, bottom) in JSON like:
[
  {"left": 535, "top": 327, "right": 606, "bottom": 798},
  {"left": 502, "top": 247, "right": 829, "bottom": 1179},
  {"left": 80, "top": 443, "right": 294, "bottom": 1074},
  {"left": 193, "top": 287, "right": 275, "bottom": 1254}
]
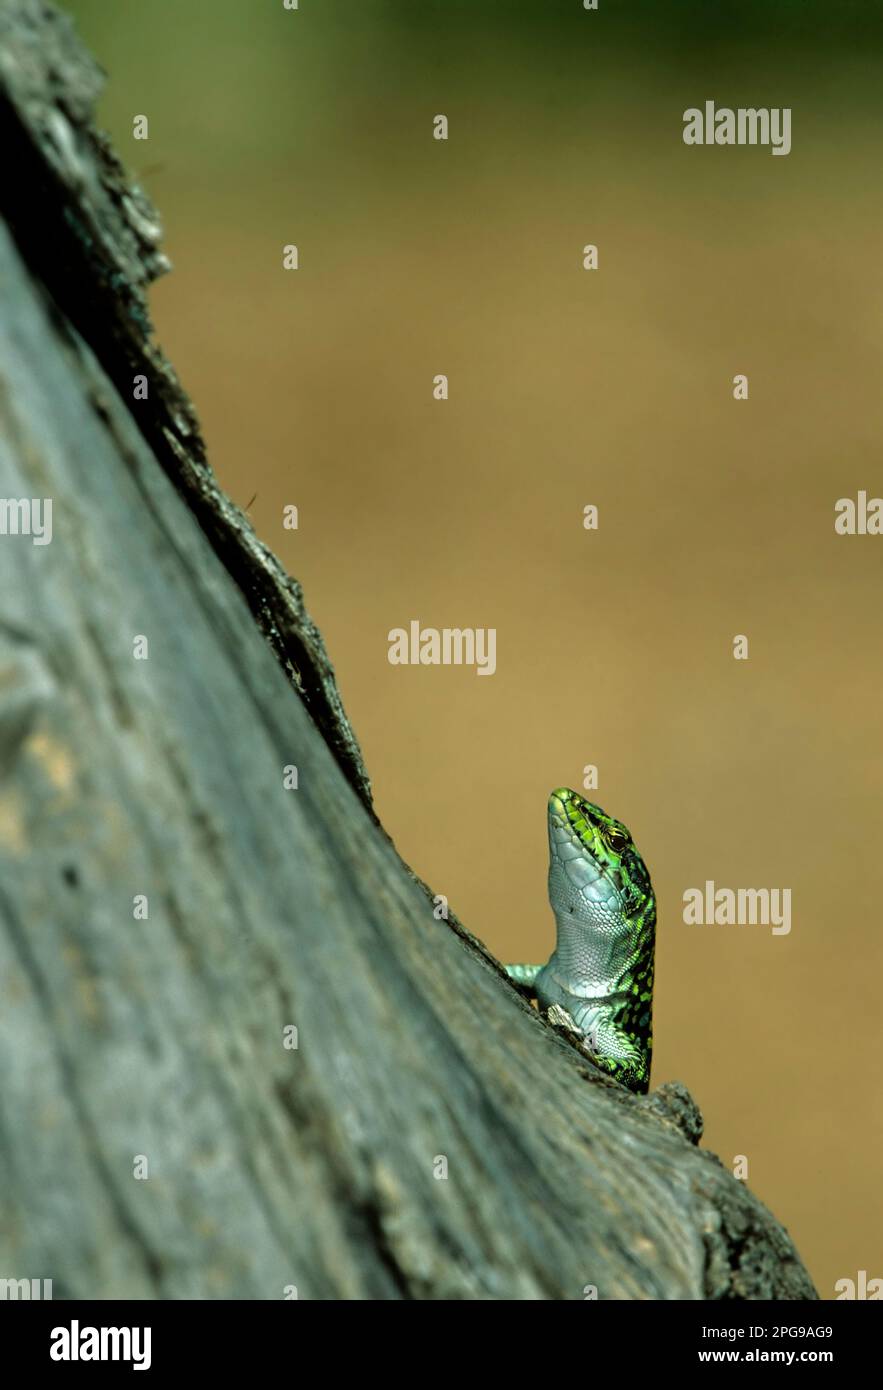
[{"left": 0, "top": 0, "right": 817, "bottom": 1300}]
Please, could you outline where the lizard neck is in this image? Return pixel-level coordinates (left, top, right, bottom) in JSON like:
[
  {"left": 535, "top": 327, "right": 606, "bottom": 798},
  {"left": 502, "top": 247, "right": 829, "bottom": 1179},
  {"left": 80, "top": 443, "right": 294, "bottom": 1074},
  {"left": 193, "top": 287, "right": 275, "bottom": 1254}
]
[{"left": 547, "top": 908, "right": 631, "bottom": 1000}]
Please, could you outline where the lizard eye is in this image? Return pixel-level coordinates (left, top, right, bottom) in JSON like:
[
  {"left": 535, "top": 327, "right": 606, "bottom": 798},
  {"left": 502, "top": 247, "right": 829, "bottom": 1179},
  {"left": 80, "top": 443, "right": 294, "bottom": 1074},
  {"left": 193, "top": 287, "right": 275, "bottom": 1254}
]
[{"left": 606, "top": 828, "right": 629, "bottom": 851}]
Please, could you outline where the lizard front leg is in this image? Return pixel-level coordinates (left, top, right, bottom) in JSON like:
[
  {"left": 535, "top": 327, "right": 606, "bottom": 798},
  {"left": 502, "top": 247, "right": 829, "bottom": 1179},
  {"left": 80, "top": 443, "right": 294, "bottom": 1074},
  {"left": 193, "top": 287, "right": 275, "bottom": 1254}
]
[
  {"left": 542, "top": 994, "right": 649, "bottom": 1094},
  {"left": 505, "top": 962, "right": 543, "bottom": 995}
]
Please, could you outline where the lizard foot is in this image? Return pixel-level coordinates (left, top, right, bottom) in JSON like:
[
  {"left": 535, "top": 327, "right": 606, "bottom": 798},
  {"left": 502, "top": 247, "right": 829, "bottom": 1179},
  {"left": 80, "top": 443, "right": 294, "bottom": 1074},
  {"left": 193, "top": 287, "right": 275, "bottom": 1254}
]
[
  {"left": 544, "top": 1004, "right": 647, "bottom": 1093},
  {"left": 545, "top": 1003, "right": 603, "bottom": 1058}
]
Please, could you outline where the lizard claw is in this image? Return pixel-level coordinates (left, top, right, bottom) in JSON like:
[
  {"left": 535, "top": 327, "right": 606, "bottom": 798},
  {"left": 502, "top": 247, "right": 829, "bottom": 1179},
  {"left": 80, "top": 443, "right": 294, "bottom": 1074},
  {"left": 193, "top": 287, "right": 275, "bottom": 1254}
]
[{"left": 545, "top": 1003, "right": 601, "bottom": 1057}]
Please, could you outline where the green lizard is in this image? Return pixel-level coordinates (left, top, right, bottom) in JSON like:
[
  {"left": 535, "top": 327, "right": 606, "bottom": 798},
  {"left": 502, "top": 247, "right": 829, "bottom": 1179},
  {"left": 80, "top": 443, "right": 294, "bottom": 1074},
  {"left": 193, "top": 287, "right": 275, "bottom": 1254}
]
[{"left": 507, "top": 788, "right": 656, "bottom": 1094}]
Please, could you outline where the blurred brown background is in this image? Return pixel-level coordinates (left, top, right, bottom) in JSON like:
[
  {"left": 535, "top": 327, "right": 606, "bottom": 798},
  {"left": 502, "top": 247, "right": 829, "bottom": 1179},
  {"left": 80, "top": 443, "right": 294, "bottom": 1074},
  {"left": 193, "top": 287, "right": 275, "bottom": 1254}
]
[{"left": 65, "top": 0, "right": 883, "bottom": 1297}]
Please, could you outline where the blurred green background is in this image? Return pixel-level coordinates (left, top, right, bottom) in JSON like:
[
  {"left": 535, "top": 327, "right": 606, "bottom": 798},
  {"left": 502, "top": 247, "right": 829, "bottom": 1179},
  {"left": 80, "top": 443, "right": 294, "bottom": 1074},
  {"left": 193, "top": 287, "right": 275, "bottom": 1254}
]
[{"left": 64, "top": 0, "right": 883, "bottom": 1299}]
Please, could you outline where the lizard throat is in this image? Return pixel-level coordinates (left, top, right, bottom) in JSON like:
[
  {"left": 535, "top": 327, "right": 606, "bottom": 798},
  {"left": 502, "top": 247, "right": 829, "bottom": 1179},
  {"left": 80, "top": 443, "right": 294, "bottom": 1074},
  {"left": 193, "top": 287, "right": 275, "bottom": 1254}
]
[{"left": 547, "top": 905, "right": 633, "bottom": 999}]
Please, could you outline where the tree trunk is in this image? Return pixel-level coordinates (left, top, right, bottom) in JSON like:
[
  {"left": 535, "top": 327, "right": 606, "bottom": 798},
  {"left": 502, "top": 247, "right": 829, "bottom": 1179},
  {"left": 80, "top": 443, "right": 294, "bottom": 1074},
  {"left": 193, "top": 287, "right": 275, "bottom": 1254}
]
[{"left": 0, "top": 0, "right": 816, "bottom": 1300}]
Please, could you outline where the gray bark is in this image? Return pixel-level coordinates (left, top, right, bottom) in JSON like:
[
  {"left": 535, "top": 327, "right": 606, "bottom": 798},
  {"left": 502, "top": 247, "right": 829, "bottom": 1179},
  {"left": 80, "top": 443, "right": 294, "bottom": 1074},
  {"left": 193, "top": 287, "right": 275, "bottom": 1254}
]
[{"left": 0, "top": 0, "right": 816, "bottom": 1300}]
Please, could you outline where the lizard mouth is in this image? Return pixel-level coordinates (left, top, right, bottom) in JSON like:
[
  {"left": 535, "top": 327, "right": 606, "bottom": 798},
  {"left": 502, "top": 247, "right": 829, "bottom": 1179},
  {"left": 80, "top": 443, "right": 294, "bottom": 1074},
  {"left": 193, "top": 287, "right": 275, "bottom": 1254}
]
[
  {"left": 547, "top": 788, "right": 621, "bottom": 894},
  {"left": 548, "top": 787, "right": 576, "bottom": 824},
  {"left": 548, "top": 788, "right": 597, "bottom": 837},
  {"left": 549, "top": 787, "right": 603, "bottom": 858}
]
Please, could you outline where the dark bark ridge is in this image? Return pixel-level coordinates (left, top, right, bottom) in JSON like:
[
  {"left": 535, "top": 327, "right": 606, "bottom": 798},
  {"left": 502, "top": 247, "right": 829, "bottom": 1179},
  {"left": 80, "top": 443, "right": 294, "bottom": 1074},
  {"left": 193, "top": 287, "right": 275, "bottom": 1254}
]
[{"left": 0, "top": 0, "right": 817, "bottom": 1299}]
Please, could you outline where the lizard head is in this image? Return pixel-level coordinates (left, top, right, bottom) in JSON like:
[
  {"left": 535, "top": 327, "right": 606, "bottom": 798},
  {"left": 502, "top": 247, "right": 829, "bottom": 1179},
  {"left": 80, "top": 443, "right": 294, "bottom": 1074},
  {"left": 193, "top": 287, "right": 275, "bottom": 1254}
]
[{"left": 547, "top": 788, "right": 654, "bottom": 925}]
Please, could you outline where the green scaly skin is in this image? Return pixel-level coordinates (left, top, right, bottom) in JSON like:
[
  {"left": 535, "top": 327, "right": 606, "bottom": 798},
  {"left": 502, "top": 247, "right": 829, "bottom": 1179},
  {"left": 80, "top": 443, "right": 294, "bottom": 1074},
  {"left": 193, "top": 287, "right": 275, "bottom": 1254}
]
[{"left": 507, "top": 788, "right": 656, "bottom": 1094}]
